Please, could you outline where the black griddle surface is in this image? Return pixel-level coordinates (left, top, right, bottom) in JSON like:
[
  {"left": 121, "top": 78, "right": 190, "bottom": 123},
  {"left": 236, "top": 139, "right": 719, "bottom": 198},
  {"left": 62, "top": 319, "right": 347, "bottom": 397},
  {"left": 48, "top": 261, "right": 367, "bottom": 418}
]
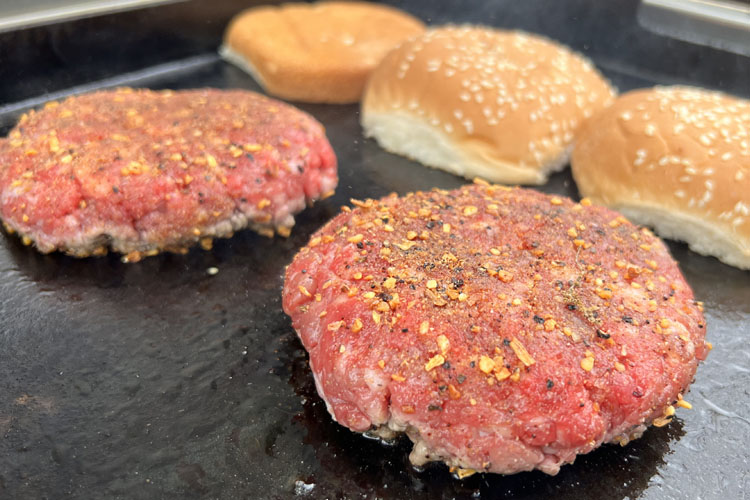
[{"left": 1, "top": 2, "right": 749, "bottom": 499}]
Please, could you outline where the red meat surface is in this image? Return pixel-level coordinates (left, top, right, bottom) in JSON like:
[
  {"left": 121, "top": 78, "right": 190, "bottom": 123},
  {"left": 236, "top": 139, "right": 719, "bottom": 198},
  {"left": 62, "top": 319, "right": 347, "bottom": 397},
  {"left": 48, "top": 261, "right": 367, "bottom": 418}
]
[
  {"left": 0, "top": 88, "right": 337, "bottom": 261},
  {"left": 282, "top": 182, "right": 709, "bottom": 476}
]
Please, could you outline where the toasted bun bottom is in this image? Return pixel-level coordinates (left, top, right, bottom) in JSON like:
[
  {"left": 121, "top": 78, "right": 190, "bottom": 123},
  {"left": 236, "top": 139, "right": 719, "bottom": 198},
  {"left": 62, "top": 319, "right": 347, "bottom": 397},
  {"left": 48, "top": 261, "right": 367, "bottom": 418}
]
[
  {"left": 601, "top": 201, "right": 750, "bottom": 270},
  {"left": 361, "top": 110, "right": 569, "bottom": 185}
]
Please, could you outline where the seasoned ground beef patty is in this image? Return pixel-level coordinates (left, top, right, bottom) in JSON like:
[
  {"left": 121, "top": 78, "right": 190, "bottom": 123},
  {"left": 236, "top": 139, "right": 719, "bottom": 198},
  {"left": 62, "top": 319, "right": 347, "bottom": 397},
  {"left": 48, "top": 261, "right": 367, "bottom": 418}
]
[
  {"left": 0, "top": 88, "right": 337, "bottom": 261},
  {"left": 283, "top": 182, "right": 709, "bottom": 476}
]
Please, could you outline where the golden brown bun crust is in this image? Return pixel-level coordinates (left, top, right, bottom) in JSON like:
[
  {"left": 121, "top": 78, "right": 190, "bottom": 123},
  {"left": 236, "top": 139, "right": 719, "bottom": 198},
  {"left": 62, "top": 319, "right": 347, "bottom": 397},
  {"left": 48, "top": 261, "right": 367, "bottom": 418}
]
[
  {"left": 222, "top": 1, "right": 425, "bottom": 104},
  {"left": 361, "top": 26, "right": 615, "bottom": 184},
  {"left": 571, "top": 86, "right": 750, "bottom": 269}
]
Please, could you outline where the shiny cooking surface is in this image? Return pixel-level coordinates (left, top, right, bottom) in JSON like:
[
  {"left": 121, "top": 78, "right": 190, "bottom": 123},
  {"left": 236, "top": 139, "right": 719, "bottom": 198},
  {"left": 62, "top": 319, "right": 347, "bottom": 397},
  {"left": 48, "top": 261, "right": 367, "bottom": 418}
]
[{"left": 0, "top": 1, "right": 749, "bottom": 498}]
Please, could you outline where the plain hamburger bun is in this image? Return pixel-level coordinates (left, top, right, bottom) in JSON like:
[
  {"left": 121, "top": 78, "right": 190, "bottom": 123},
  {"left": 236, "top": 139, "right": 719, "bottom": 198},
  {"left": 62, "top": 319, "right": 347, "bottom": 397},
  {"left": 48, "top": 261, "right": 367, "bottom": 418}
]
[
  {"left": 571, "top": 86, "right": 750, "bottom": 270},
  {"left": 220, "top": 1, "right": 425, "bottom": 104},
  {"left": 361, "top": 26, "right": 616, "bottom": 185}
]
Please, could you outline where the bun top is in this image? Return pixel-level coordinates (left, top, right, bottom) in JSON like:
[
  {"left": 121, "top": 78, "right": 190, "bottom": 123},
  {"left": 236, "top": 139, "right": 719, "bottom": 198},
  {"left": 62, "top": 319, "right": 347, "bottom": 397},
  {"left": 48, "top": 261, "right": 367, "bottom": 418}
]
[
  {"left": 572, "top": 86, "right": 750, "bottom": 237},
  {"left": 223, "top": 2, "right": 425, "bottom": 103},
  {"left": 362, "top": 26, "right": 615, "bottom": 172}
]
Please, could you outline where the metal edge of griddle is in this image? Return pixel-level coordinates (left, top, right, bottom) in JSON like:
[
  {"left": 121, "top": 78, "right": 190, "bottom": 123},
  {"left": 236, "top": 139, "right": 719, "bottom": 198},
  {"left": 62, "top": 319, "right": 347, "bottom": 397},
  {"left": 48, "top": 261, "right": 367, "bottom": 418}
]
[
  {"left": 638, "top": 0, "right": 750, "bottom": 56},
  {"left": 0, "top": 0, "right": 187, "bottom": 34}
]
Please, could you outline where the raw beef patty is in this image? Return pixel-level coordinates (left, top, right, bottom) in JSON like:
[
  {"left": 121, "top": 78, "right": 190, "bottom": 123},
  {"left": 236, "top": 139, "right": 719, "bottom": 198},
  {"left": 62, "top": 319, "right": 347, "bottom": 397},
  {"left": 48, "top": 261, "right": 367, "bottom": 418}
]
[
  {"left": 283, "top": 182, "right": 708, "bottom": 476},
  {"left": 0, "top": 88, "right": 337, "bottom": 261}
]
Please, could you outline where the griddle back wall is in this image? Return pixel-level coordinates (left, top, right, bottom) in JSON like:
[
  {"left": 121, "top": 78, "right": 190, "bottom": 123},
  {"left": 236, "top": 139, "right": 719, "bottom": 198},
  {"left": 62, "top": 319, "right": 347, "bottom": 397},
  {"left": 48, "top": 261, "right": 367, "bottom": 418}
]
[
  {"left": 0, "top": 0, "right": 277, "bottom": 107},
  {"left": 1, "top": 0, "right": 748, "bottom": 119}
]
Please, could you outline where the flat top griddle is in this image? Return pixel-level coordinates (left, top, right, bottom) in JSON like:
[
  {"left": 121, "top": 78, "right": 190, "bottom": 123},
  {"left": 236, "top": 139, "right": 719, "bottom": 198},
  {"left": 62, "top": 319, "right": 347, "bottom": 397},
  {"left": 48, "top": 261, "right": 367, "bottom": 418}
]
[{"left": 0, "top": 1, "right": 749, "bottom": 499}]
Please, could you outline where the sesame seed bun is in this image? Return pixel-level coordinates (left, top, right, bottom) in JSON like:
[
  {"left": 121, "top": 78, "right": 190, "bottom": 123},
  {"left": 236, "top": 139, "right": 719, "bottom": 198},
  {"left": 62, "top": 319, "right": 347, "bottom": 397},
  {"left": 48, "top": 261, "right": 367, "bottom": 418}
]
[
  {"left": 571, "top": 86, "right": 750, "bottom": 270},
  {"left": 220, "top": 1, "right": 425, "bottom": 104},
  {"left": 361, "top": 26, "right": 616, "bottom": 185}
]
